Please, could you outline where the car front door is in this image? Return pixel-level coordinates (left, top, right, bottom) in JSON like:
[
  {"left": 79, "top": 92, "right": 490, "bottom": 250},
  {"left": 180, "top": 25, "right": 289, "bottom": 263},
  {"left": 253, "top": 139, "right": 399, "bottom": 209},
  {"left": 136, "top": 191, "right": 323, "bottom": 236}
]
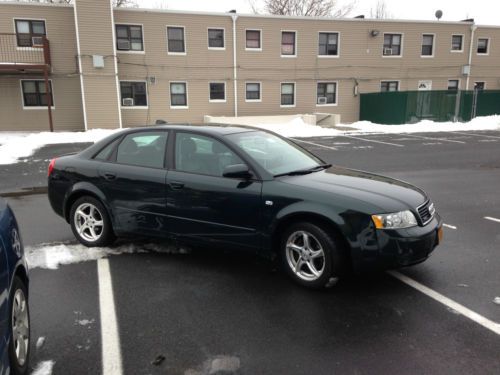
[
  {"left": 96, "top": 130, "right": 169, "bottom": 236},
  {"left": 166, "top": 131, "right": 262, "bottom": 250}
]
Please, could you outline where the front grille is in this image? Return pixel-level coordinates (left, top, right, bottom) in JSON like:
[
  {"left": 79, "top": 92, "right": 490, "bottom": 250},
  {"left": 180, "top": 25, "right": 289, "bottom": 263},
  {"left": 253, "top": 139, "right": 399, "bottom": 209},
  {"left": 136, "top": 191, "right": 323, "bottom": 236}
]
[{"left": 417, "top": 200, "right": 434, "bottom": 225}]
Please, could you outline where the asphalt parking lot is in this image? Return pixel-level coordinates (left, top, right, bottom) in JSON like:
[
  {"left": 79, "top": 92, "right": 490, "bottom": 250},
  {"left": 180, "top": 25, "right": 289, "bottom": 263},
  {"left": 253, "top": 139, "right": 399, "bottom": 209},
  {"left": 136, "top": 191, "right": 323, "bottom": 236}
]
[{"left": 3, "top": 129, "right": 500, "bottom": 374}]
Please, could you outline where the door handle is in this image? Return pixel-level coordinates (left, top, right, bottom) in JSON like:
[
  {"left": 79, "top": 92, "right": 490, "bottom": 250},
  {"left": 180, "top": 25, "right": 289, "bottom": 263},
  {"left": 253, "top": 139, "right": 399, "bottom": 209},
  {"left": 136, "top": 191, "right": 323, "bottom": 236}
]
[
  {"left": 101, "top": 172, "right": 117, "bottom": 181},
  {"left": 169, "top": 181, "right": 185, "bottom": 190}
]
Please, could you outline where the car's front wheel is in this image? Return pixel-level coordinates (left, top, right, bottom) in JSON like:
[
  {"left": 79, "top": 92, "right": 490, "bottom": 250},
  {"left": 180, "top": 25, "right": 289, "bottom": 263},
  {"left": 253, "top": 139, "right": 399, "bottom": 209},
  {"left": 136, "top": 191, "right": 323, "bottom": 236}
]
[
  {"left": 9, "top": 276, "right": 30, "bottom": 375},
  {"left": 280, "top": 222, "right": 343, "bottom": 288},
  {"left": 70, "top": 196, "right": 115, "bottom": 247}
]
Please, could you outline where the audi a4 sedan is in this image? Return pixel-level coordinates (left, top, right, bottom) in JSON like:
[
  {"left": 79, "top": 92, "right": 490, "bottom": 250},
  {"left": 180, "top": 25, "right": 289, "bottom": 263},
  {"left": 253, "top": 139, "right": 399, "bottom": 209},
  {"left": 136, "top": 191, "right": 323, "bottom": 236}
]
[
  {"left": 48, "top": 125, "right": 442, "bottom": 288},
  {"left": 0, "top": 198, "right": 30, "bottom": 375}
]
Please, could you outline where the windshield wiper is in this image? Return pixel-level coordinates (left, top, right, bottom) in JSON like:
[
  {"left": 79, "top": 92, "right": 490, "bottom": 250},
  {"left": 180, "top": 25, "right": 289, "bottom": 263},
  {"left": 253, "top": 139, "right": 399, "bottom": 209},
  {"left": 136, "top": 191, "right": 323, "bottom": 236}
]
[{"left": 274, "top": 164, "right": 331, "bottom": 177}]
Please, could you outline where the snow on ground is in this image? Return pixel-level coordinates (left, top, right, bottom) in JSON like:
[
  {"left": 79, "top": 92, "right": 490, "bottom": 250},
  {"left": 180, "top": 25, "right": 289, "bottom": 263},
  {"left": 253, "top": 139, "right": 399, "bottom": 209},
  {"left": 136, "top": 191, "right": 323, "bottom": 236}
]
[
  {"left": 26, "top": 241, "right": 189, "bottom": 270},
  {"left": 31, "top": 360, "right": 55, "bottom": 375}
]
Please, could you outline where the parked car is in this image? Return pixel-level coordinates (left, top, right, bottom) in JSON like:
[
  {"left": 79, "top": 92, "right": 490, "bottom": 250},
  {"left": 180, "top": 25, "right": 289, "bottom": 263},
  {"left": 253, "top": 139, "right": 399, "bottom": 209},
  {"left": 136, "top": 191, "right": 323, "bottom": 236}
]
[
  {"left": 48, "top": 125, "right": 443, "bottom": 288},
  {"left": 0, "top": 198, "right": 30, "bottom": 375}
]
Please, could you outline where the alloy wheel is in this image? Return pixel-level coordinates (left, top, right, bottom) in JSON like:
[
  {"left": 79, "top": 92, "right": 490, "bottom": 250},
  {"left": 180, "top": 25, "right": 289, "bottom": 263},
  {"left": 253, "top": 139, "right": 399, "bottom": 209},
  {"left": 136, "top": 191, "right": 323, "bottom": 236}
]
[
  {"left": 74, "top": 203, "right": 104, "bottom": 242},
  {"left": 12, "top": 289, "right": 29, "bottom": 366},
  {"left": 285, "top": 230, "right": 326, "bottom": 281}
]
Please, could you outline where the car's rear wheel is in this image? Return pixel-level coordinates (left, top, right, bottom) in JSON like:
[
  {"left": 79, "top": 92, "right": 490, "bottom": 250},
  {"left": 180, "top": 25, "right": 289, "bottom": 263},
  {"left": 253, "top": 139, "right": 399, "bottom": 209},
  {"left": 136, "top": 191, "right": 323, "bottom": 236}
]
[
  {"left": 70, "top": 196, "right": 115, "bottom": 247},
  {"left": 9, "top": 276, "right": 30, "bottom": 375},
  {"left": 280, "top": 222, "right": 343, "bottom": 288}
]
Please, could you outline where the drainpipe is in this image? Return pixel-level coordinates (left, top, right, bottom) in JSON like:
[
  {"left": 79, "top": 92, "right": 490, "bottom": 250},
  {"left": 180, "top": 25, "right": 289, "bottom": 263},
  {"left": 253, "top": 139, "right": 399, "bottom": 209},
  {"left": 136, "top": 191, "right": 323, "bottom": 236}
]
[
  {"left": 465, "top": 23, "right": 477, "bottom": 90},
  {"left": 231, "top": 14, "right": 238, "bottom": 117}
]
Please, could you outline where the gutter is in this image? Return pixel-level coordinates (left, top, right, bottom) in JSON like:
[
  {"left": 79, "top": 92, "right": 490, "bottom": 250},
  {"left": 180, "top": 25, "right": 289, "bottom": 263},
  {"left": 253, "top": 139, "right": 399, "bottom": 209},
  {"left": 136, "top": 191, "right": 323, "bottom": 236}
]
[
  {"left": 465, "top": 23, "right": 477, "bottom": 90},
  {"left": 232, "top": 14, "right": 238, "bottom": 117}
]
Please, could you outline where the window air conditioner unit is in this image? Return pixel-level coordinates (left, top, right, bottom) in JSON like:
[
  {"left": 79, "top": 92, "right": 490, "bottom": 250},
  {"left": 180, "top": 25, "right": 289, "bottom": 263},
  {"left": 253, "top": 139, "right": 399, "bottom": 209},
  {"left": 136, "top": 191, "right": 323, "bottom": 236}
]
[
  {"left": 148, "top": 76, "right": 157, "bottom": 85},
  {"left": 317, "top": 97, "right": 328, "bottom": 105},
  {"left": 122, "top": 98, "right": 134, "bottom": 106},
  {"left": 384, "top": 47, "right": 393, "bottom": 55},
  {"left": 117, "top": 40, "right": 131, "bottom": 50},
  {"left": 32, "top": 36, "right": 44, "bottom": 47}
]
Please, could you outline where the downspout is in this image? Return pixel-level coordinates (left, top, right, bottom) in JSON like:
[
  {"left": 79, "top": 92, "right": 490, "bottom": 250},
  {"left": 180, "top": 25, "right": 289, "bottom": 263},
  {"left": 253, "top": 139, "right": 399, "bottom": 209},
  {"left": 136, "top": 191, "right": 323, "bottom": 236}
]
[
  {"left": 465, "top": 23, "right": 477, "bottom": 90},
  {"left": 231, "top": 14, "right": 238, "bottom": 117}
]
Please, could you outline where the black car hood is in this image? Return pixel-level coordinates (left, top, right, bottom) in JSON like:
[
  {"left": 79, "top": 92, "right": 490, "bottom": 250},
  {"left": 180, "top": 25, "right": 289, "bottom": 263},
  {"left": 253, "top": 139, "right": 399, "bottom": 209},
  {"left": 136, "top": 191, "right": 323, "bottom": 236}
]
[{"left": 279, "top": 166, "right": 427, "bottom": 212}]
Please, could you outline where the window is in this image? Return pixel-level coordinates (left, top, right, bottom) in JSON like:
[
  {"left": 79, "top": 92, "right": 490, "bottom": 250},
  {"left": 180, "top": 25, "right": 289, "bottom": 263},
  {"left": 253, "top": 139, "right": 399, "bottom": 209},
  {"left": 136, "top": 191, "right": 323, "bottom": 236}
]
[
  {"left": 477, "top": 38, "right": 489, "bottom": 54},
  {"left": 21, "top": 80, "right": 54, "bottom": 107},
  {"left": 167, "top": 27, "right": 185, "bottom": 53},
  {"left": 94, "top": 138, "right": 121, "bottom": 161},
  {"left": 170, "top": 82, "right": 187, "bottom": 107},
  {"left": 380, "top": 81, "right": 399, "bottom": 92},
  {"left": 451, "top": 35, "right": 463, "bottom": 51},
  {"left": 318, "top": 32, "right": 338, "bottom": 56},
  {"left": 421, "top": 34, "right": 434, "bottom": 56},
  {"left": 175, "top": 132, "right": 244, "bottom": 177},
  {"left": 281, "top": 83, "right": 295, "bottom": 106},
  {"left": 281, "top": 31, "right": 296, "bottom": 56},
  {"left": 246, "top": 82, "right": 261, "bottom": 101},
  {"left": 115, "top": 24, "right": 143, "bottom": 51},
  {"left": 474, "top": 82, "right": 485, "bottom": 91},
  {"left": 246, "top": 29, "right": 261, "bottom": 49},
  {"left": 15, "top": 19, "right": 46, "bottom": 47},
  {"left": 208, "top": 28, "right": 224, "bottom": 49},
  {"left": 447, "top": 80, "right": 459, "bottom": 91},
  {"left": 317, "top": 82, "right": 337, "bottom": 105},
  {"left": 383, "top": 33, "right": 402, "bottom": 56},
  {"left": 120, "top": 81, "right": 147, "bottom": 107},
  {"left": 116, "top": 131, "right": 168, "bottom": 169},
  {"left": 209, "top": 82, "right": 226, "bottom": 101}
]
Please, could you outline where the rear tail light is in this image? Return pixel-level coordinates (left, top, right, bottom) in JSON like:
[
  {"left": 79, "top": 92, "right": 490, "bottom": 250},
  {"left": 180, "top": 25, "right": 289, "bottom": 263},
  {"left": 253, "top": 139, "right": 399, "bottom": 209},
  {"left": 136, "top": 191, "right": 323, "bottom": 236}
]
[{"left": 48, "top": 158, "right": 57, "bottom": 177}]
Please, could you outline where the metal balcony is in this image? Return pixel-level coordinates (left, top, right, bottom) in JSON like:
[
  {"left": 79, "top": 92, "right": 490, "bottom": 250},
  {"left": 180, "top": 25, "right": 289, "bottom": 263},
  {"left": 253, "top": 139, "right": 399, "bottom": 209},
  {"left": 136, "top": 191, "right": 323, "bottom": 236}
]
[{"left": 0, "top": 33, "right": 51, "bottom": 74}]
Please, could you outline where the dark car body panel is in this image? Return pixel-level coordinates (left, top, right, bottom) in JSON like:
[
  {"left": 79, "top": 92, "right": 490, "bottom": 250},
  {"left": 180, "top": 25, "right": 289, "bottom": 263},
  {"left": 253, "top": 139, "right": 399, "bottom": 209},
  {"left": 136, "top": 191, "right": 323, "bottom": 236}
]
[{"left": 48, "top": 125, "right": 442, "bottom": 273}]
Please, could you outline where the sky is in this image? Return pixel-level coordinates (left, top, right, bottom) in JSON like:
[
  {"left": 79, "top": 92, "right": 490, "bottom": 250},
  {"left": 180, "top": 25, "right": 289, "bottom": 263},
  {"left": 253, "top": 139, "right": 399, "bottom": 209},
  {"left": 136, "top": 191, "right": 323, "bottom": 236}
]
[{"left": 138, "top": 0, "right": 500, "bottom": 26}]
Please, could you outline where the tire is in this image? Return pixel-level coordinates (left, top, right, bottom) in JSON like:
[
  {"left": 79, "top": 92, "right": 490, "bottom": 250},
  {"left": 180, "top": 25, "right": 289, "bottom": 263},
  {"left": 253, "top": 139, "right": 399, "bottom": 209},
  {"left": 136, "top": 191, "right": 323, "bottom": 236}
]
[
  {"left": 70, "top": 196, "right": 115, "bottom": 247},
  {"left": 280, "top": 222, "right": 344, "bottom": 289},
  {"left": 9, "top": 277, "right": 30, "bottom": 375}
]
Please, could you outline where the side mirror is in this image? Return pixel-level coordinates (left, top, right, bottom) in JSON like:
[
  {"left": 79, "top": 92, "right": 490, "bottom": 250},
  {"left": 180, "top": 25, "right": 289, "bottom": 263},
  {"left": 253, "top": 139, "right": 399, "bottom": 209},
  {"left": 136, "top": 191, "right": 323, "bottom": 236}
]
[{"left": 223, "top": 164, "right": 252, "bottom": 179}]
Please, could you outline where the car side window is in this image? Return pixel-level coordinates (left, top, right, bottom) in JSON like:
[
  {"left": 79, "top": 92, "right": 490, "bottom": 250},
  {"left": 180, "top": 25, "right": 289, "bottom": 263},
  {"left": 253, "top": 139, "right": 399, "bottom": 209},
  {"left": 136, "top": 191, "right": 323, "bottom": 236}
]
[
  {"left": 94, "top": 138, "right": 121, "bottom": 161},
  {"left": 175, "top": 132, "right": 243, "bottom": 177},
  {"left": 116, "top": 131, "right": 168, "bottom": 169}
]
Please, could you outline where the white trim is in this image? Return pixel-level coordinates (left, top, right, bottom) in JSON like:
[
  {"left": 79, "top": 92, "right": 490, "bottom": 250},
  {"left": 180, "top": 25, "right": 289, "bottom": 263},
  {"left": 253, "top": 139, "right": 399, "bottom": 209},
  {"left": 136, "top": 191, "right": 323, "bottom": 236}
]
[
  {"left": 73, "top": 2, "right": 88, "bottom": 131},
  {"left": 115, "top": 22, "right": 146, "bottom": 54},
  {"left": 244, "top": 28, "right": 262, "bottom": 51},
  {"left": 450, "top": 34, "right": 464, "bottom": 53},
  {"left": 169, "top": 81, "right": 189, "bottom": 109},
  {"left": 476, "top": 37, "right": 490, "bottom": 55},
  {"left": 109, "top": 0, "right": 123, "bottom": 129},
  {"left": 231, "top": 14, "right": 238, "bottom": 117},
  {"left": 380, "top": 80, "right": 401, "bottom": 92},
  {"left": 280, "top": 30, "right": 297, "bottom": 58},
  {"left": 245, "top": 81, "right": 262, "bottom": 102},
  {"left": 12, "top": 17, "right": 48, "bottom": 49},
  {"left": 382, "top": 32, "right": 404, "bottom": 58},
  {"left": 208, "top": 81, "right": 227, "bottom": 103},
  {"left": 166, "top": 25, "right": 186, "bottom": 55},
  {"left": 447, "top": 78, "right": 461, "bottom": 90},
  {"left": 20, "top": 78, "right": 55, "bottom": 110},
  {"left": 420, "top": 33, "right": 435, "bottom": 58},
  {"left": 280, "top": 82, "right": 296, "bottom": 108},
  {"left": 207, "top": 27, "right": 225, "bottom": 50},
  {"left": 1, "top": 1, "right": 72, "bottom": 8},
  {"left": 315, "top": 81, "right": 338, "bottom": 107},
  {"left": 119, "top": 80, "right": 149, "bottom": 109},
  {"left": 317, "top": 31, "right": 340, "bottom": 58}
]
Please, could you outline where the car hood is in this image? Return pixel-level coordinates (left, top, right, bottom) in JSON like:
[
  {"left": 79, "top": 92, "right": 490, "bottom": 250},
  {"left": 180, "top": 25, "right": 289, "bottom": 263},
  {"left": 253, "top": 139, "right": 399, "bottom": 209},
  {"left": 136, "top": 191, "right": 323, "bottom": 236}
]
[{"left": 279, "top": 166, "right": 427, "bottom": 213}]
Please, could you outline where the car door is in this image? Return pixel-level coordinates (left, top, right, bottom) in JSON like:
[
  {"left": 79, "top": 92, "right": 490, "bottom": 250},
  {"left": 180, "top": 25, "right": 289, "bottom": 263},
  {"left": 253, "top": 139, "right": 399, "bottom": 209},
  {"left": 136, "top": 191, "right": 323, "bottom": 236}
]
[
  {"left": 0, "top": 233, "right": 9, "bottom": 347},
  {"left": 96, "top": 130, "right": 170, "bottom": 236},
  {"left": 166, "top": 131, "right": 262, "bottom": 250}
]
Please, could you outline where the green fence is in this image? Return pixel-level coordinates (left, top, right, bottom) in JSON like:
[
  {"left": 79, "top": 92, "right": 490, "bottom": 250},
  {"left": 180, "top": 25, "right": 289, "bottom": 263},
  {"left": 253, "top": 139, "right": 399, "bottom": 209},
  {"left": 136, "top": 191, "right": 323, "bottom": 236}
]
[{"left": 359, "top": 90, "right": 500, "bottom": 124}]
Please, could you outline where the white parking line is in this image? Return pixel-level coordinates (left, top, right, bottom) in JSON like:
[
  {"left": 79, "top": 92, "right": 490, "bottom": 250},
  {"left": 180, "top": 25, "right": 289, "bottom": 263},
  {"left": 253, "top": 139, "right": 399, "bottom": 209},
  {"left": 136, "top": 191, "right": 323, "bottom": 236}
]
[
  {"left": 402, "top": 134, "right": 466, "bottom": 144},
  {"left": 339, "top": 135, "right": 405, "bottom": 147},
  {"left": 388, "top": 271, "right": 500, "bottom": 336},
  {"left": 452, "top": 131, "right": 500, "bottom": 140},
  {"left": 291, "top": 139, "right": 338, "bottom": 151},
  {"left": 443, "top": 223, "right": 457, "bottom": 230},
  {"left": 98, "top": 258, "right": 123, "bottom": 375},
  {"left": 484, "top": 216, "right": 500, "bottom": 223}
]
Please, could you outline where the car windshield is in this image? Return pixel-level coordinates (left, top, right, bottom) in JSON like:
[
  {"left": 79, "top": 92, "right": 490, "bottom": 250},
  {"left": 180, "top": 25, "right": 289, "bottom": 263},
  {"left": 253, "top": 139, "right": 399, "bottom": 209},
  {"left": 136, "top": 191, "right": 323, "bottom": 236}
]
[{"left": 227, "top": 131, "right": 323, "bottom": 176}]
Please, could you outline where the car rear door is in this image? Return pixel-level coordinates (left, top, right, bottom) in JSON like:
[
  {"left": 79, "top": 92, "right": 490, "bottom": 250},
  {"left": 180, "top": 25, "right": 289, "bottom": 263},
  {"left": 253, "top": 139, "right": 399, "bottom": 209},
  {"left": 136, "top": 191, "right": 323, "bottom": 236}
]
[
  {"left": 165, "top": 131, "right": 262, "bottom": 250},
  {"left": 96, "top": 130, "right": 170, "bottom": 237}
]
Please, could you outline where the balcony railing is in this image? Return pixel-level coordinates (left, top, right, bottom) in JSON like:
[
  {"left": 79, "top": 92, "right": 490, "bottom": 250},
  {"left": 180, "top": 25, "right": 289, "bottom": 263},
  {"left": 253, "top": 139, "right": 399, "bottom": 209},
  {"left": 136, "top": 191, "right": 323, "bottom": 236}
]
[{"left": 0, "top": 33, "right": 51, "bottom": 72}]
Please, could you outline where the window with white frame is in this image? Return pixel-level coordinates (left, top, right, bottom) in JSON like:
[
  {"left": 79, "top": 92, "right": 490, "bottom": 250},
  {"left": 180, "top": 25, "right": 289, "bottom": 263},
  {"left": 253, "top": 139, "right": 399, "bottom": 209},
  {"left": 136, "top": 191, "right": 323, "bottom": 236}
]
[
  {"left": 477, "top": 38, "right": 489, "bottom": 54},
  {"left": 474, "top": 82, "right": 485, "bottom": 91},
  {"left": 167, "top": 27, "right": 185, "bottom": 53},
  {"left": 209, "top": 82, "right": 225, "bottom": 101},
  {"left": 383, "top": 34, "right": 402, "bottom": 56},
  {"left": 281, "top": 83, "right": 295, "bottom": 106},
  {"left": 380, "top": 81, "right": 399, "bottom": 92},
  {"left": 421, "top": 34, "right": 434, "bottom": 56},
  {"left": 317, "top": 82, "right": 337, "bottom": 105},
  {"left": 245, "top": 82, "right": 261, "bottom": 101},
  {"left": 21, "top": 80, "right": 53, "bottom": 107},
  {"left": 120, "top": 81, "right": 147, "bottom": 107},
  {"left": 15, "top": 19, "right": 46, "bottom": 47},
  {"left": 246, "top": 30, "right": 261, "bottom": 49},
  {"left": 281, "top": 31, "right": 296, "bottom": 56},
  {"left": 447, "top": 80, "right": 459, "bottom": 91},
  {"left": 115, "top": 24, "right": 144, "bottom": 51},
  {"left": 318, "top": 32, "right": 338, "bottom": 56},
  {"left": 170, "top": 82, "right": 187, "bottom": 107},
  {"left": 208, "top": 28, "right": 224, "bottom": 49},
  {"left": 451, "top": 35, "right": 463, "bottom": 51}
]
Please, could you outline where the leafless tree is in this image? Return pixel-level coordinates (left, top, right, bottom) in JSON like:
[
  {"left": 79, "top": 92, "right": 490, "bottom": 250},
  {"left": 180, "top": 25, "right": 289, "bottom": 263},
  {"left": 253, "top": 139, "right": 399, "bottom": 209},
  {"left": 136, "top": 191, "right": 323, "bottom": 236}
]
[
  {"left": 249, "top": 0, "right": 356, "bottom": 18},
  {"left": 369, "top": 0, "right": 392, "bottom": 19}
]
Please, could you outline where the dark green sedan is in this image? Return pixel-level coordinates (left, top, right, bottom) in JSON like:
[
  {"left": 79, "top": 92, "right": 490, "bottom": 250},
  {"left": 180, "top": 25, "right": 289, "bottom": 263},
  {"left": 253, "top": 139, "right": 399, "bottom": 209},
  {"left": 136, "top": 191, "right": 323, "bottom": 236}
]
[{"left": 48, "top": 125, "right": 443, "bottom": 288}]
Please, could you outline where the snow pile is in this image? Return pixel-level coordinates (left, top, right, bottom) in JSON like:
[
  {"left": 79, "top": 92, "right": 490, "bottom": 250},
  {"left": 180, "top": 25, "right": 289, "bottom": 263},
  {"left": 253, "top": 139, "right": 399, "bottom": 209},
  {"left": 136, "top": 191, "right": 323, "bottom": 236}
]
[
  {"left": 26, "top": 241, "right": 189, "bottom": 270},
  {"left": 0, "top": 128, "right": 120, "bottom": 165},
  {"left": 251, "top": 116, "right": 342, "bottom": 137}
]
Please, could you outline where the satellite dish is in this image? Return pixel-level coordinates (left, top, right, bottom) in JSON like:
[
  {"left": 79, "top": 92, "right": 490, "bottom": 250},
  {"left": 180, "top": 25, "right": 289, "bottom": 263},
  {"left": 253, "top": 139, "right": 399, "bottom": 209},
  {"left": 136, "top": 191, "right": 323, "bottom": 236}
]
[{"left": 435, "top": 10, "right": 443, "bottom": 20}]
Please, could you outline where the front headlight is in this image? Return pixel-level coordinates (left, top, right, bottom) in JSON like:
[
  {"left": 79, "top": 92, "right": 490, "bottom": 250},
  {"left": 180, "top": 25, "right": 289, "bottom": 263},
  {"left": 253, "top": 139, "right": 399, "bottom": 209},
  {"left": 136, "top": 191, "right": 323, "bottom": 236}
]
[{"left": 371, "top": 210, "right": 417, "bottom": 229}]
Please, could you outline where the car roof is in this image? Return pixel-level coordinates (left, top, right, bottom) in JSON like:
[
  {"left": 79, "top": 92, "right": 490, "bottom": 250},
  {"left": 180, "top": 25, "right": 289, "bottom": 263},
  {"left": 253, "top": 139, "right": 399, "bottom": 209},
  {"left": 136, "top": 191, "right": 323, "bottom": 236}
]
[{"left": 135, "top": 124, "right": 264, "bottom": 136}]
